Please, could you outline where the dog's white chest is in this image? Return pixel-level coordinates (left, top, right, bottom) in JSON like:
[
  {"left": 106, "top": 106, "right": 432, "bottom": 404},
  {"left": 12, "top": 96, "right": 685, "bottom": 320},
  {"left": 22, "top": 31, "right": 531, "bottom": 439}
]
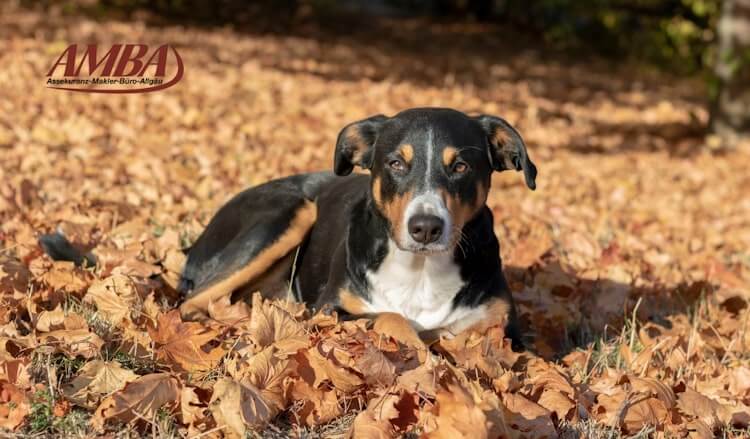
[{"left": 363, "top": 240, "right": 471, "bottom": 330}]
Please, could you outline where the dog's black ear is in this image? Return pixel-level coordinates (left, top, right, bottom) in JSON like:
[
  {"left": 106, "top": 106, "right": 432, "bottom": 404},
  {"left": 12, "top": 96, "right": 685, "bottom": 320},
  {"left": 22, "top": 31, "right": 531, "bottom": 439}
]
[
  {"left": 475, "top": 115, "right": 537, "bottom": 190},
  {"left": 334, "top": 115, "right": 388, "bottom": 176}
]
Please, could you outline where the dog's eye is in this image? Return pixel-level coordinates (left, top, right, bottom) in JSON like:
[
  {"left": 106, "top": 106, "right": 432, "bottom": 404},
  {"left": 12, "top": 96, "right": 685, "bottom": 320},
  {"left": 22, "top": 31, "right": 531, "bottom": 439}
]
[
  {"left": 452, "top": 162, "right": 469, "bottom": 174},
  {"left": 389, "top": 159, "right": 406, "bottom": 172}
]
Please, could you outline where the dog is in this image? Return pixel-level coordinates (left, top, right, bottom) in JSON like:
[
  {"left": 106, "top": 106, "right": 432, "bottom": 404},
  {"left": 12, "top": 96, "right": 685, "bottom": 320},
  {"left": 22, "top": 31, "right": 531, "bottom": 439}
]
[{"left": 177, "top": 107, "right": 537, "bottom": 348}]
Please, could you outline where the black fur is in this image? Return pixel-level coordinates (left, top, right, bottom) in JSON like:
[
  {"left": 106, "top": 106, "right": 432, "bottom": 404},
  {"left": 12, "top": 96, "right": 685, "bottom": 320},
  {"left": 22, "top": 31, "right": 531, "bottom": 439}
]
[
  {"left": 177, "top": 108, "right": 537, "bottom": 349},
  {"left": 38, "top": 233, "right": 96, "bottom": 267}
]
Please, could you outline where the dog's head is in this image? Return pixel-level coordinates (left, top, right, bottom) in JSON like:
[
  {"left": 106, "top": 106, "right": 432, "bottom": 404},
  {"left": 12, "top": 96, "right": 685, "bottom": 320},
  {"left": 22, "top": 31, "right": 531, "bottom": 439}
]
[{"left": 334, "top": 108, "right": 536, "bottom": 254}]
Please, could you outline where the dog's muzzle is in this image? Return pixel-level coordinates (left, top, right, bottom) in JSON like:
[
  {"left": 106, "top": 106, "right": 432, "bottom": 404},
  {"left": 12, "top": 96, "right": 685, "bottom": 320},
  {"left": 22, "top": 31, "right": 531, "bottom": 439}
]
[{"left": 402, "top": 192, "right": 452, "bottom": 252}]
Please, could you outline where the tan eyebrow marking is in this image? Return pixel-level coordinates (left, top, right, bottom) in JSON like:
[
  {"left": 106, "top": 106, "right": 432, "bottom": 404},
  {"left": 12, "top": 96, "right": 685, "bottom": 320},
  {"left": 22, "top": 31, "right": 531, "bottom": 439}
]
[
  {"left": 400, "top": 144, "right": 414, "bottom": 164},
  {"left": 442, "top": 146, "right": 458, "bottom": 167}
]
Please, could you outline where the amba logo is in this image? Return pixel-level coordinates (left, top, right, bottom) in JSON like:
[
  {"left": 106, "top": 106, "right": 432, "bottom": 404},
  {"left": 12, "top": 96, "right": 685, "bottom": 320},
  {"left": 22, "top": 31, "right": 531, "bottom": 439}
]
[{"left": 46, "top": 44, "right": 184, "bottom": 93}]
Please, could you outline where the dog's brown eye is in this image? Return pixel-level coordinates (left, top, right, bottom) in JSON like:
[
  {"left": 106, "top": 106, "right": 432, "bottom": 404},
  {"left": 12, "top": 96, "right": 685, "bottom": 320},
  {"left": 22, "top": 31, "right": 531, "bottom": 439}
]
[
  {"left": 453, "top": 162, "right": 469, "bottom": 174},
  {"left": 389, "top": 159, "right": 406, "bottom": 172}
]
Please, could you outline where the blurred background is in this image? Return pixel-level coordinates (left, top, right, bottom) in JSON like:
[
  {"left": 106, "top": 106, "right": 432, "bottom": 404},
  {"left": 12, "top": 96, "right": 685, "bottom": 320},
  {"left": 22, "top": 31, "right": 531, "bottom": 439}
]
[{"left": 20, "top": 0, "right": 750, "bottom": 148}]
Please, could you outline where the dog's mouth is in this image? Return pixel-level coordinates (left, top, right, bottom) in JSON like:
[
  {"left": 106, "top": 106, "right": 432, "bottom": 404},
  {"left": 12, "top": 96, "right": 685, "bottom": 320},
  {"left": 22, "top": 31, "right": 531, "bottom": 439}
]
[{"left": 393, "top": 231, "right": 459, "bottom": 255}]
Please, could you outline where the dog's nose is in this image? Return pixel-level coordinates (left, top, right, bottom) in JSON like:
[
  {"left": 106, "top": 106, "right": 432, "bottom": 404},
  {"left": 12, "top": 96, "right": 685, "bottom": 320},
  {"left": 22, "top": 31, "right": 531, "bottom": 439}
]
[{"left": 408, "top": 214, "right": 444, "bottom": 244}]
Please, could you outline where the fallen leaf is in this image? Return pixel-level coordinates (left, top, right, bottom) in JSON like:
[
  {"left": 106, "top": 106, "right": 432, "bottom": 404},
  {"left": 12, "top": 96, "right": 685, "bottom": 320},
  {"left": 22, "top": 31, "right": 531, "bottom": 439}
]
[
  {"left": 62, "top": 360, "right": 138, "bottom": 408},
  {"left": 353, "top": 342, "right": 396, "bottom": 387},
  {"left": 290, "top": 379, "right": 343, "bottom": 427},
  {"left": 438, "top": 325, "right": 520, "bottom": 378},
  {"left": 85, "top": 274, "right": 138, "bottom": 325},
  {"left": 423, "top": 384, "right": 490, "bottom": 439},
  {"left": 209, "top": 377, "right": 275, "bottom": 437},
  {"left": 92, "top": 373, "right": 180, "bottom": 431},
  {"left": 148, "top": 310, "right": 225, "bottom": 374},
  {"left": 207, "top": 294, "right": 252, "bottom": 327},
  {"left": 307, "top": 341, "right": 364, "bottom": 393},
  {"left": 677, "top": 387, "right": 730, "bottom": 430},
  {"left": 180, "top": 386, "right": 208, "bottom": 426},
  {"left": 38, "top": 327, "right": 104, "bottom": 358},
  {"left": 0, "top": 381, "right": 29, "bottom": 430},
  {"left": 502, "top": 392, "right": 557, "bottom": 439},
  {"left": 247, "top": 293, "right": 307, "bottom": 354}
]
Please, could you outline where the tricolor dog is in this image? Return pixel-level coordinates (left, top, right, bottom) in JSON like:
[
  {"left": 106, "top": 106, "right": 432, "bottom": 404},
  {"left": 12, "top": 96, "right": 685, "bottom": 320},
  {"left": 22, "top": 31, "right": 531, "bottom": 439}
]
[
  {"left": 178, "top": 107, "right": 537, "bottom": 348},
  {"left": 40, "top": 107, "right": 536, "bottom": 348}
]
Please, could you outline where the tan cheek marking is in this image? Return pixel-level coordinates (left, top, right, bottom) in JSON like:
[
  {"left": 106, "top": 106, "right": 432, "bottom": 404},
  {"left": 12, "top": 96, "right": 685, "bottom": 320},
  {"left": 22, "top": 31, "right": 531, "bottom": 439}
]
[
  {"left": 372, "top": 177, "right": 412, "bottom": 239},
  {"left": 400, "top": 144, "right": 414, "bottom": 165},
  {"left": 442, "top": 146, "right": 457, "bottom": 167},
  {"left": 441, "top": 182, "right": 489, "bottom": 232},
  {"left": 372, "top": 176, "right": 382, "bottom": 208},
  {"left": 441, "top": 190, "right": 474, "bottom": 231},
  {"left": 382, "top": 190, "right": 413, "bottom": 239},
  {"left": 179, "top": 200, "right": 317, "bottom": 320},
  {"left": 338, "top": 288, "right": 369, "bottom": 315}
]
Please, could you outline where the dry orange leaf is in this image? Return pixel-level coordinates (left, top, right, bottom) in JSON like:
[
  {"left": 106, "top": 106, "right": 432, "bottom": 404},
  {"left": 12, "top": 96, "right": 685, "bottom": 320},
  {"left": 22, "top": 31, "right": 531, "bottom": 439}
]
[
  {"left": 676, "top": 387, "right": 730, "bottom": 430},
  {"left": 38, "top": 261, "right": 91, "bottom": 295},
  {"left": 307, "top": 341, "right": 364, "bottom": 393},
  {"left": 438, "top": 325, "right": 520, "bottom": 378},
  {"left": 62, "top": 360, "right": 138, "bottom": 408},
  {"left": 397, "top": 363, "right": 438, "bottom": 397},
  {"left": 0, "top": 381, "right": 29, "bottom": 430},
  {"left": 37, "top": 327, "right": 104, "bottom": 359},
  {"left": 207, "top": 294, "right": 252, "bottom": 327},
  {"left": 247, "top": 293, "right": 307, "bottom": 354},
  {"left": 354, "top": 342, "right": 396, "bottom": 387},
  {"left": 502, "top": 392, "right": 557, "bottom": 439},
  {"left": 209, "top": 377, "right": 276, "bottom": 437},
  {"left": 91, "top": 373, "right": 181, "bottom": 431},
  {"left": 242, "top": 347, "right": 293, "bottom": 412},
  {"left": 148, "top": 309, "right": 225, "bottom": 374},
  {"left": 372, "top": 312, "right": 427, "bottom": 352},
  {"left": 180, "top": 386, "right": 209, "bottom": 426},
  {"left": 423, "top": 384, "right": 491, "bottom": 439},
  {"left": 85, "top": 274, "right": 138, "bottom": 326},
  {"left": 621, "top": 396, "right": 671, "bottom": 434},
  {"left": 349, "top": 390, "right": 419, "bottom": 438},
  {"left": 289, "top": 379, "right": 343, "bottom": 427},
  {"left": 0, "top": 255, "right": 30, "bottom": 295}
]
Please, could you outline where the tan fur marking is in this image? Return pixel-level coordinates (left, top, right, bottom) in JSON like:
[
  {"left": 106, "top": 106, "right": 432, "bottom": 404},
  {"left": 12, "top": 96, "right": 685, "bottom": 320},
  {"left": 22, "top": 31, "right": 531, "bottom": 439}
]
[
  {"left": 400, "top": 144, "right": 414, "bottom": 164},
  {"left": 373, "top": 178, "right": 413, "bottom": 239},
  {"left": 441, "top": 297, "right": 511, "bottom": 337},
  {"left": 372, "top": 176, "right": 382, "bottom": 208},
  {"left": 381, "top": 190, "right": 413, "bottom": 240},
  {"left": 338, "top": 288, "right": 369, "bottom": 315},
  {"left": 493, "top": 128, "right": 512, "bottom": 147},
  {"left": 442, "top": 146, "right": 457, "bottom": 167},
  {"left": 465, "top": 298, "right": 511, "bottom": 334},
  {"left": 441, "top": 181, "right": 488, "bottom": 235},
  {"left": 179, "top": 200, "right": 317, "bottom": 319},
  {"left": 492, "top": 129, "right": 515, "bottom": 170},
  {"left": 373, "top": 312, "right": 428, "bottom": 359},
  {"left": 345, "top": 126, "right": 366, "bottom": 164}
]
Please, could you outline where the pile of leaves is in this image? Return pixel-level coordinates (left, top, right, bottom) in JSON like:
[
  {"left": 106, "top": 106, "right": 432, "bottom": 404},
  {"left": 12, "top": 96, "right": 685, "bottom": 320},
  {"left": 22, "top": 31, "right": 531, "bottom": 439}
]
[{"left": 1, "top": 2, "right": 749, "bottom": 438}]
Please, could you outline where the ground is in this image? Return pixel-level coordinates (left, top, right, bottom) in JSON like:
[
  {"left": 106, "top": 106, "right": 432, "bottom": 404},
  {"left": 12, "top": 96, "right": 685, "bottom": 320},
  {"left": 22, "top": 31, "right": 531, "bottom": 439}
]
[{"left": 1, "top": 3, "right": 749, "bottom": 438}]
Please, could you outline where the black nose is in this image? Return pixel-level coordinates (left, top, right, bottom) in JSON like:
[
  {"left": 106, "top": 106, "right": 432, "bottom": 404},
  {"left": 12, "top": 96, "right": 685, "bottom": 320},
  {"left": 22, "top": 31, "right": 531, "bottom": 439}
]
[{"left": 408, "top": 214, "right": 444, "bottom": 244}]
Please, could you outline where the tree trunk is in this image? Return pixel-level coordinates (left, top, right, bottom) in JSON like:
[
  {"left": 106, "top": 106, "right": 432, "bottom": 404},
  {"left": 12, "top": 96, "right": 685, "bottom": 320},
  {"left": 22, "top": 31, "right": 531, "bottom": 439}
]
[{"left": 710, "top": 0, "right": 750, "bottom": 148}]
